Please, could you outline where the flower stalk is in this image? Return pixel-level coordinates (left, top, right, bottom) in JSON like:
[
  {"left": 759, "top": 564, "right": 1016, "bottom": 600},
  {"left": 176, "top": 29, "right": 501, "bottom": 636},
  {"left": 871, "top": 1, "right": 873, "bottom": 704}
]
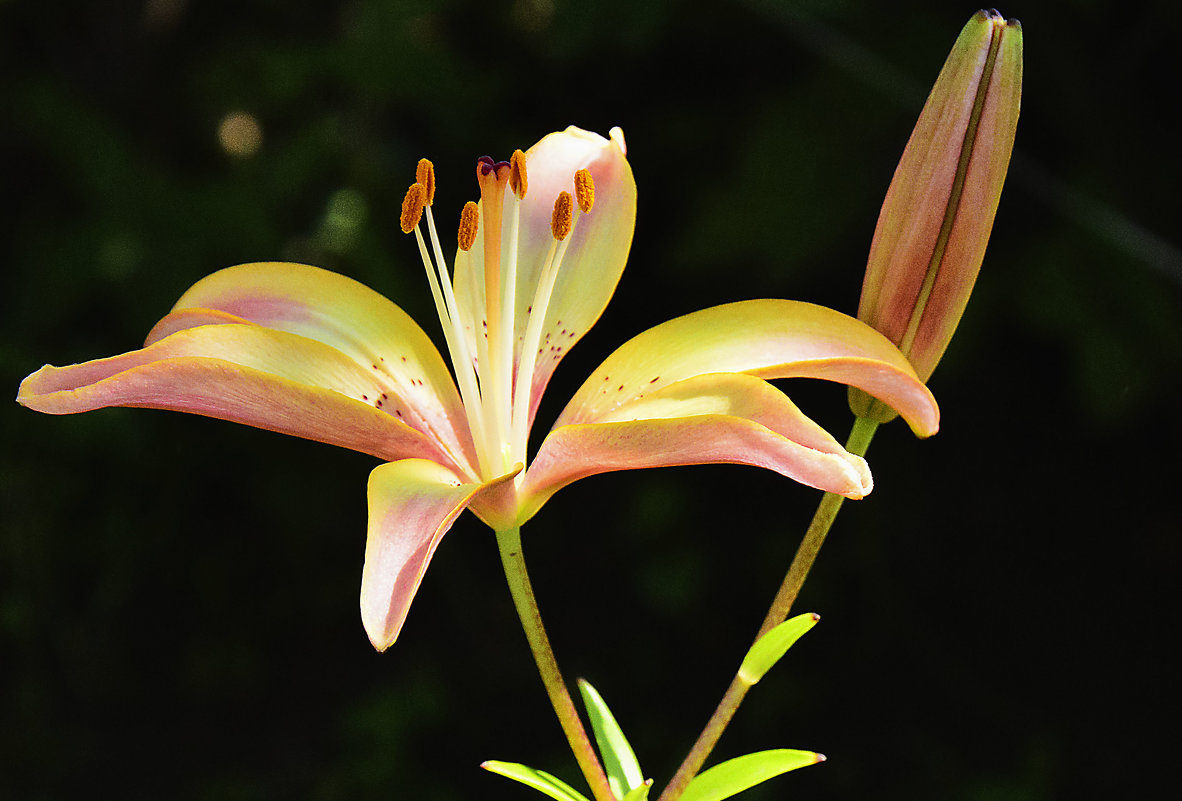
[
  {"left": 495, "top": 527, "right": 615, "bottom": 801},
  {"left": 657, "top": 417, "right": 878, "bottom": 801}
]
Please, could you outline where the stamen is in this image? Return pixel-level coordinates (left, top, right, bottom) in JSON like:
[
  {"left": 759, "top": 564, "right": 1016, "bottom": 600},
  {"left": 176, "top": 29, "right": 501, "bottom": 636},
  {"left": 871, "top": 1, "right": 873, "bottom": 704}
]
[
  {"left": 400, "top": 183, "right": 426, "bottom": 234},
  {"left": 551, "top": 191, "right": 573, "bottom": 241},
  {"left": 457, "top": 201, "right": 479, "bottom": 251},
  {"left": 509, "top": 149, "right": 528, "bottom": 199},
  {"left": 574, "top": 168, "right": 595, "bottom": 213},
  {"left": 510, "top": 233, "right": 558, "bottom": 461},
  {"left": 422, "top": 196, "right": 492, "bottom": 478},
  {"left": 407, "top": 200, "right": 481, "bottom": 478},
  {"left": 416, "top": 159, "right": 436, "bottom": 206},
  {"left": 511, "top": 185, "right": 582, "bottom": 462}
]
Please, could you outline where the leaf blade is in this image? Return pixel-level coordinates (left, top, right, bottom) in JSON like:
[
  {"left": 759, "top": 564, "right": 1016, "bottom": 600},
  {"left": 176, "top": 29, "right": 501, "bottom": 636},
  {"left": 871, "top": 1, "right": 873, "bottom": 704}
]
[
  {"left": 738, "top": 612, "right": 820, "bottom": 685},
  {"left": 577, "top": 679, "right": 645, "bottom": 797},
  {"left": 679, "top": 749, "right": 825, "bottom": 801},
  {"left": 480, "top": 760, "right": 592, "bottom": 801}
]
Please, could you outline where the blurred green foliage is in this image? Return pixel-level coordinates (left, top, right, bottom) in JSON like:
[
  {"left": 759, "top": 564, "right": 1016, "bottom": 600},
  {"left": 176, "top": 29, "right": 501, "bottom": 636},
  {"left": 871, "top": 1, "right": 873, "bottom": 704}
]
[{"left": 3, "top": 1, "right": 1179, "bottom": 800}]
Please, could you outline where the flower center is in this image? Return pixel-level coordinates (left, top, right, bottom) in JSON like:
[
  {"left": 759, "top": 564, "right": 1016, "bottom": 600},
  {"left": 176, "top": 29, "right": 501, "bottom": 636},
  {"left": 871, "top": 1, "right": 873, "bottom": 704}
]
[{"left": 400, "top": 151, "right": 596, "bottom": 483}]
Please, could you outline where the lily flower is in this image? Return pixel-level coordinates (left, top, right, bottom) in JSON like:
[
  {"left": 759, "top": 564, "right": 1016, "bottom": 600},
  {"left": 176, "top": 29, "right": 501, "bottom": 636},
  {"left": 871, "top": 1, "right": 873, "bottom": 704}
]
[
  {"left": 18, "top": 126, "right": 939, "bottom": 651},
  {"left": 850, "top": 9, "right": 1022, "bottom": 422}
]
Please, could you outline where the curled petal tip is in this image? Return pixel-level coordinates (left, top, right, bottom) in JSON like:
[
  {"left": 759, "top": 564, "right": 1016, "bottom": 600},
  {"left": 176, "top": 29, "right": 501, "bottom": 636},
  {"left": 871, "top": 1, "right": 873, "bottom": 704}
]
[
  {"left": 609, "top": 126, "right": 626, "bottom": 154},
  {"left": 841, "top": 453, "right": 873, "bottom": 499}
]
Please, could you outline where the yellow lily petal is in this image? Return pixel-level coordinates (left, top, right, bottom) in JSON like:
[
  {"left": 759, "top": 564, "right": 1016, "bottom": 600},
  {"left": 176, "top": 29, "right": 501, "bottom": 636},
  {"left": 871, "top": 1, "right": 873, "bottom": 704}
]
[
  {"left": 519, "top": 372, "right": 872, "bottom": 524},
  {"left": 18, "top": 324, "right": 460, "bottom": 468},
  {"left": 362, "top": 459, "right": 515, "bottom": 650},
  {"left": 555, "top": 299, "right": 939, "bottom": 437},
  {"left": 150, "top": 261, "right": 475, "bottom": 465}
]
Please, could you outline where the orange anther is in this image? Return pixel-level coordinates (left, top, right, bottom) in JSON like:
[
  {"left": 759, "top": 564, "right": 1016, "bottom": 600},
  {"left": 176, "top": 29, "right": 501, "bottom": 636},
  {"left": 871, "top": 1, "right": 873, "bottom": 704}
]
[
  {"left": 458, "top": 201, "right": 480, "bottom": 251},
  {"left": 551, "top": 191, "right": 573, "bottom": 240},
  {"left": 415, "top": 159, "right": 436, "bottom": 206},
  {"left": 400, "top": 183, "right": 426, "bottom": 234},
  {"left": 574, "top": 169, "right": 595, "bottom": 213},
  {"left": 509, "top": 149, "right": 528, "bottom": 199}
]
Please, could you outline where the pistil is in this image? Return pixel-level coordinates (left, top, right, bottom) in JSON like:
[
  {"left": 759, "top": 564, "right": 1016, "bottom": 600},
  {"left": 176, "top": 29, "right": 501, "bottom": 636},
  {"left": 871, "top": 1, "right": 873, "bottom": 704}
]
[
  {"left": 476, "top": 158, "right": 514, "bottom": 470},
  {"left": 498, "top": 150, "right": 528, "bottom": 468}
]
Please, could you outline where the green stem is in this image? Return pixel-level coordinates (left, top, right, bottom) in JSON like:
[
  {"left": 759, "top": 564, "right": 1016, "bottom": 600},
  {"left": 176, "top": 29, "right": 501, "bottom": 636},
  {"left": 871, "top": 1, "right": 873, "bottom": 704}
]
[
  {"left": 496, "top": 526, "right": 615, "bottom": 801},
  {"left": 755, "top": 414, "right": 878, "bottom": 638},
  {"left": 657, "top": 416, "right": 880, "bottom": 801}
]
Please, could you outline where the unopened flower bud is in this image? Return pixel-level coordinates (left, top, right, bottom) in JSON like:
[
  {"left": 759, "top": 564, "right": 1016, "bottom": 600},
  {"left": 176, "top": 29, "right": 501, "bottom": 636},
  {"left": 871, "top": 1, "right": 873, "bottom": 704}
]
[{"left": 850, "top": 9, "right": 1022, "bottom": 423}]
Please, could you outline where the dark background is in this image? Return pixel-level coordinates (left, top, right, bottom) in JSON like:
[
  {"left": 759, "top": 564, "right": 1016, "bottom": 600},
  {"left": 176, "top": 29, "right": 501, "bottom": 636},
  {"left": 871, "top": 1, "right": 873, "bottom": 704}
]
[{"left": 3, "top": 1, "right": 1179, "bottom": 800}]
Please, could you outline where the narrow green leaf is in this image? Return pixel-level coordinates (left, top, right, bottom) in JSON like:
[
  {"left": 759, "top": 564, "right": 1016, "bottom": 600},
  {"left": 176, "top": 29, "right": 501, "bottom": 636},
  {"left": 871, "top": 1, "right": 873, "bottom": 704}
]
[
  {"left": 480, "top": 760, "right": 592, "bottom": 801},
  {"left": 679, "top": 749, "right": 825, "bottom": 801},
  {"left": 577, "top": 679, "right": 645, "bottom": 797},
  {"left": 622, "top": 779, "right": 653, "bottom": 801},
  {"left": 737, "top": 613, "right": 820, "bottom": 685}
]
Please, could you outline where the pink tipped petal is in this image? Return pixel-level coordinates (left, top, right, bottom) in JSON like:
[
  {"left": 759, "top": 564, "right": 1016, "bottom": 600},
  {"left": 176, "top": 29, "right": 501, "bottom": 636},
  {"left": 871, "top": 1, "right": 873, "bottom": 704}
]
[
  {"left": 556, "top": 299, "right": 939, "bottom": 437},
  {"left": 18, "top": 325, "right": 462, "bottom": 468},
  {"left": 361, "top": 459, "right": 514, "bottom": 651},
  {"left": 519, "top": 372, "right": 872, "bottom": 523},
  {"left": 151, "top": 262, "right": 475, "bottom": 464},
  {"left": 454, "top": 127, "right": 636, "bottom": 421}
]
